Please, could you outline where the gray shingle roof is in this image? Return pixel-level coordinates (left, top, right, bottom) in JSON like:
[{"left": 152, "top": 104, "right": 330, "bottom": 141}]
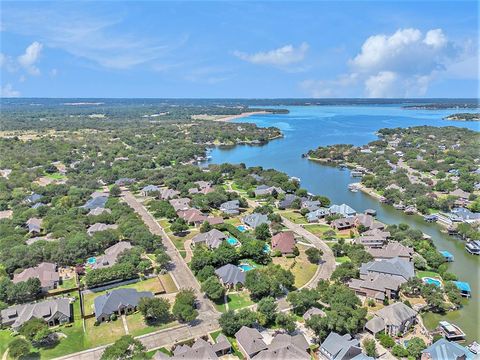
[
  {"left": 375, "top": 302, "right": 417, "bottom": 327},
  {"left": 13, "top": 262, "right": 59, "bottom": 289},
  {"left": 82, "top": 196, "right": 108, "bottom": 210},
  {"left": 235, "top": 326, "right": 267, "bottom": 357},
  {"left": 422, "top": 338, "right": 474, "bottom": 360},
  {"left": 242, "top": 213, "right": 270, "bottom": 229},
  {"left": 192, "top": 229, "right": 227, "bottom": 249},
  {"left": 215, "top": 264, "right": 246, "bottom": 286},
  {"left": 360, "top": 257, "right": 414, "bottom": 281},
  {"left": 320, "top": 332, "right": 361, "bottom": 360},
  {"left": 94, "top": 288, "right": 153, "bottom": 320}
]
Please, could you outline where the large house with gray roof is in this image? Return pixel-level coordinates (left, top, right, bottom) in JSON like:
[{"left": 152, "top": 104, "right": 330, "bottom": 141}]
[
  {"left": 26, "top": 217, "right": 43, "bottom": 234},
  {"left": 91, "top": 241, "right": 132, "bottom": 270},
  {"left": 1, "top": 298, "right": 71, "bottom": 330},
  {"left": 154, "top": 336, "right": 231, "bottom": 360},
  {"left": 13, "top": 262, "right": 59, "bottom": 292},
  {"left": 94, "top": 288, "right": 153, "bottom": 322},
  {"left": 235, "top": 326, "right": 268, "bottom": 359},
  {"left": 421, "top": 338, "right": 475, "bottom": 360},
  {"left": 365, "top": 302, "right": 417, "bottom": 336},
  {"left": 87, "top": 222, "right": 118, "bottom": 236},
  {"left": 329, "top": 204, "right": 357, "bottom": 218},
  {"left": 215, "top": 264, "right": 246, "bottom": 288},
  {"left": 141, "top": 185, "right": 160, "bottom": 196},
  {"left": 82, "top": 196, "right": 108, "bottom": 210},
  {"left": 242, "top": 213, "right": 270, "bottom": 229},
  {"left": 220, "top": 200, "right": 240, "bottom": 215},
  {"left": 192, "top": 229, "right": 227, "bottom": 249},
  {"left": 319, "top": 332, "right": 362, "bottom": 360}
]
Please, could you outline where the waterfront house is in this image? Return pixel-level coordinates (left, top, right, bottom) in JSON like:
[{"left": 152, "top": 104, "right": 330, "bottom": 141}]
[
  {"left": 26, "top": 217, "right": 42, "bottom": 234},
  {"left": 329, "top": 204, "right": 357, "bottom": 217},
  {"left": 354, "top": 235, "right": 386, "bottom": 248},
  {"left": 254, "top": 185, "right": 285, "bottom": 197},
  {"left": 271, "top": 231, "right": 296, "bottom": 255},
  {"left": 449, "top": 207, "right": 480, "bottom": 223},
  {"left": 354, "top": 214, "right": 384, "bottom": 230},
  {"left": 302, "top": 199, "right": 322, "bottom": 212},
  {"left": 421, "top": 338, "right": 475, "bottom": 360},
  {"left": 140, "top": 185, "right": 160, "bottom": 196},
  {"left": 220, "top": 200, "right": 240, "bottom": 215},
  {"left": 87, "top": 223, "right": 118, "bottom": 236},
  {"left": 306, "top": 208, "right": 330, "bottom": 222},
  {"left": 94, "top": 288, "right": 153, "bottom": 322},
  {"left": 242, "top": 213, "right": 270, "bottom": 229},
  {"left": 192, "top": 229, "right": 227, "bottom": 249},
  {"left": 169, "top": 198, "right": 191, "bottom": 212},
  {"left": 250, "top": 173, "right": 264, "bottom": 182},
  {"left": 365, "top": 302, "right": 417, "bottom": 336},
  {"left": 1, "top": 298, "right": 71, "bottom": 330},
  {"left": 235, "top": 326, "right": 267, "bottom": 359},
  {"left": 362, "top": 228, "right": 391, "bottom": 239},
  {"left": 319, "top": 332, "right": 362, "bottom": 360},
  {"left": 278, "top": 194, "right": 299, "bottom": 209},
  {"left": 13, "top": 262, "right": 59, "bottom": 292},
  {"left": 367, "top": 242, "right": 414, "bottom": 261},
  {"left": 215, "top": 264, "right": 246, "bottom": 288},
  {"left": 91, "top": 241, "right": 132, "bottom": 270},
  {"left": 331, "top": 217, "right": 355, "bottom": 230}
]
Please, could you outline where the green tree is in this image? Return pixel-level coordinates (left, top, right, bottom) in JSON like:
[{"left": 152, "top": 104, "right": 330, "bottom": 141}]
[
  {"left": 101, "top": 335, "right": 146, "bottom": 360},
  {"left": 201, "top": 276, "right": 225, "bottom": 301},
  {"left": 362, "top": 338, "right": 377, "bottom": 358},
  {"left": 155, "top": 250, "right": 171, "bottom": 272},
  {"left": 172, "top": 289, "right": 198, "bottom": 322},
  {"left": 255, "top": 223, "right": 271, "bottom": 241},
  {"left": 257, "top": 297, "right": 278, "bottom": 326},
  {"left": 200, "top": 221, "right": 212, "bottom": 233},
  {"left": 275, "top": 312, "right": 296, "bottom": 333},
  {"left": 8, "top": 338, "right": 30, "bottom": 359},
  {"left": 170, "top": 219, "right": 189, "bottom": 234},
  {"left": 406, "top": 337, "right": 427, "bottom": 359},
  {"left": 287, "top": 288, "right": 320, "bottom": 315},
  {"left": 110, "top": 185, "right": 122, "bottom": 197},
  {"left": 138, "top": 297, "right": 171, "bottom": 324}
]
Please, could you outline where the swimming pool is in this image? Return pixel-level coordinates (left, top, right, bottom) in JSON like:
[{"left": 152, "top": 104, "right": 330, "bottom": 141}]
[
  {"left": 227, "top": 237, "right": 239, "bottom": 246},
  {"left": 238, "top": 263, "right": 255, "bottom": 272},
  {"left": 237, "top": 225, "right": 247, "bottom": 232},
  {"left": 423, "top": 277, "right": 442, "bottom": 287},
  {"left": 87, "top": 257, "right": 97, "bottom": 265},
  {"left": 263, "top": 244, "right": 271, "bottom": 253}
]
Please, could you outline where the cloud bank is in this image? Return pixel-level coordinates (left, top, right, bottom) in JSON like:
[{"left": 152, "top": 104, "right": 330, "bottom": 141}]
[{"left": 234, "top": 43, "right": 309, "bottom": 66}]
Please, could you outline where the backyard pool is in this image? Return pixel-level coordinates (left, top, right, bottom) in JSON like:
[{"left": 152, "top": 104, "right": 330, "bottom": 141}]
[
  {"left": 87, "top": 257, "right": 97, "bottom": 265},
  {"left": 263, "top": 244, "right": 271, "bottom": 253},
  {"left": 423, "top": 277, "right": 442, "bottom": 288},
  {"left": 238, "top": 263, "right": 255, "bottom": 272},
  {"left": 237, "top": 225, "right": 247, "bottom": 232},
  {"left": 227, "top": 237, "right": 239, "bottom": 246}
]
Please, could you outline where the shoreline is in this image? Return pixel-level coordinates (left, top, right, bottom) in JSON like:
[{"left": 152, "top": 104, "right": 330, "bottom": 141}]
[{"left": 192, "top": 111, "right": 270, "bottom": 122}]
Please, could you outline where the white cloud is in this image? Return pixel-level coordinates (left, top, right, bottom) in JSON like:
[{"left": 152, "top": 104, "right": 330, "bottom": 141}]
[
  {"left": 17, "top": 41, "right": 43, "bottom": 75},
  {"left": 234, "top": 43, "right": 309, "bottom": 66},
  {"left": 302, "top": 28, "right": 473, "bottom": 98},
  {"left": 1, "top": 84, "right": 21, "bottom": 97}
]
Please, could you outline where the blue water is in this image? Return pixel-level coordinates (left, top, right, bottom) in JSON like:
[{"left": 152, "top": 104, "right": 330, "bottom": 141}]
[
  {"left": 237, "top": 225, "right": 247, "bottom": 232},
  {"left": 238, "top": 263, "right": 254, "bottom": 272},
  {"left": 227, "top": 237, "right": 239, "bottom": 246},
  {"left": 87, "top": 257, "right": 96, "bottom": 265},
  {"left": 423, "top": 277, "right": 443, "bottom": 287},
  {"left": 206, "top": 104, "right": 479, "bottom": 341},
  {"left": 263, "top": 244, "right": 271, "bottom": 253}
]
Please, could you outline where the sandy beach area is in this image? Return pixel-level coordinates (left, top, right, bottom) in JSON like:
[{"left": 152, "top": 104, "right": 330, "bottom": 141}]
[{"left": 192, "top": 111, "right": 269, "bottom": 122}]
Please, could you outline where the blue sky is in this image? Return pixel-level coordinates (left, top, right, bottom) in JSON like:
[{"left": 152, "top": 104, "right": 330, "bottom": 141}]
[{"left": 1, "top": 1, "right": 478, "bottom": 98}]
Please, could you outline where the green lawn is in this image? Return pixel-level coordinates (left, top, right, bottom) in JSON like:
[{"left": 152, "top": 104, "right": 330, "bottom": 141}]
[
  {"left": 0, "top": 329, "right": 14, "bottom": 358},
  {"left": 58, "top": 277, "right": 77, "bottom": 290},
  {"left": 303, "top": 224, "right": 331, "bottom": 236},
  {"left": 45, "top": 172, "right": 67, "bottom": 180},
  {"left": 82, "top": 278, "right": 166, "bottom": 315},
  {"left": 126, "top": 312, "right": 178, "bottom": 337},
  {"left": 159, "top": 273, "right": 178, "bottom": 293},
  {"left": 226, "top": 292, "right": 254, "bottom": 311},
  {"left": 335, "top": 256, "right": 351, "bottom": 264},
  {"left": 416, "top": 270, "right": 441, "bottom": 279},
  {"left": 272, "top": 245, "right": 318, "bottom": 288},
  {"left": 84, "top": 317, "right": 126, "bottom": 346},
  {"left": 279, "top": 210, "right": 306, "bottom": 224}
]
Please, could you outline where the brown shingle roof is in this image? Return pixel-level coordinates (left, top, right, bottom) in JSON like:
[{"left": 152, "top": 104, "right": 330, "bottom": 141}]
[{"left": 271, "top": 231, "right": 296, "bottom": 254}]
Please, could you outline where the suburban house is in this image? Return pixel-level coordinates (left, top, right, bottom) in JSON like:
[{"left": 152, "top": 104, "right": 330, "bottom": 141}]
[
  {"left": 449, "top": 188, "right": 471, "bottom": 201},
  {"left": 215, "top": 264, "right": 246, "bottom": 288},
  {"left": 278, "top": 194, "right": 299, "bottom": 210},
  {"left": 331, "top": 217, "right": 356, "bottom": 231},
  {"left": 32, "top": 202, "right": 46, "bottom": 209},
  {"left": 87, "top": 223, "right": 118, "bottom": 236},
  {"left": 329, "top": 203, "right": 357, "bottom": 217},
  {"left": 303, "top": 307, "right": 326, "bottom": 321},
  {"left": 235, "top": 326, "right": 268, "bottom": 359},
  {"left": 1, "top": 298, "right": 71, "bottom": 330},
  {"left": 319, "top": 332, "right": 362, "bottom": 360},
  {"left": 354, "top": 214, "right": 384, "bottom": 230},
  {"left": 302, "top": 199, "right": 322, "bottom": 212},
  {"left": 348, "top": 257, "right": 414, "bottom": 301},
  {"left": 141, "top": 185, "right": 160, "bottom": 196},
  {"left": 242, "top": 213, "right": 270, "bottom": 229},
  {"left": 421, "top": 338, "right": 475, "bottom": 360},
  {"left": 252, "top": 333, "right": 310, "bottom": 360},
  {"left": 271, "top": 231, "right": 296, "bottom": 255},
  {"left": 25, "top": 193, "right": 43, "bottom": 204},
  {"left": 220, "top": 200, "right": 240, "bottom": 216},
  {"left": 169, "top": 198, "right": 191, "bottom": 212},
  {"left": 13, "top": 262, "right": 59, "bottom": 292},
  {"left": 306, "top": 208, "right": 330, "bottom": 222},
  {"left": 365, "top": 302, "right": 417, "bottom": 336},
  {"left": 88, "top": 207, "right": 112, "bottom": 216},
  {"left": 177, "top": 208, "right": 223, "bottom": 226},
  {"left": 353, "top": 235, "right": 387, "bottom": 248},
  {"left": 26, "top": 217, "right": 43, "bottom": 234},
  {"left": 114, "top": 178, "right": 136, "bottom": 186},
  {"left": 362, "top": 228, "right": 391, "bottom": 239},
  {"left": 156, "top": 336, "right": 231, "bottom": 360},
  {"left": 159, "top": 188, "right": 180, "bottom": 200},
  {"left": 254, "top": 185, "right": 284, "bottom": 197},
  {"left": 94, "top": 288, "right": 154, "bottom": 322},
  {"left": 188, "top": 181, "right": 214, "bottom": 195},
  {"left": 192, "top": 229, "right": 227, "bottom": 249},
  {"left": 250, "top": 173, "right": 264, "bottom": 182},
  {"left": 92, "top": 241, "right": 132, "bottom": 270},
  {"left": 82, "top": 196, "right": 108, "bottom": 210},
  {"left": 448, "top": 207, "right": 480, "bottom": 223},
  {"left": 367, "top": 242, "right": 414, "bottom": 262}
]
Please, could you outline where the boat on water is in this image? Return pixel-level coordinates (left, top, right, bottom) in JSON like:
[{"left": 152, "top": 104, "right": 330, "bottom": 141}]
[
  {"left": 424, "top": 214, "right": 438, "bottom": 223},
  {"left": 350, "top": 170, "right": 363, "bottom": 177},
  {"left": 467, "top": 341, "right": 480, "bottom": 355},
  {"left": 439, "top": 321, "right": 466, "bottom": 341},
  {"left": 350, "top": 188, "right": 358, "bottom": 193},
  {"left": 348, "top": 183, "right": 360, "bottom": 192},
  {"left": 393, "top": 203, "right": 406, "bottom": 210}
]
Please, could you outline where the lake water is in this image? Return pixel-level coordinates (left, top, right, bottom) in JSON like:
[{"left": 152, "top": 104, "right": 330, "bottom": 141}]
[{"left": 206, "top": 105, "right": 479, "bottom": 342}]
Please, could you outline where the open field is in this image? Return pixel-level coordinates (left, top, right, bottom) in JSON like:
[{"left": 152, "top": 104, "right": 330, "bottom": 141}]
[
  {"left": 272, "top": 244, "right": 318, "bottom": 288},
  {"left": 126, "top": 312, "right": 179, "bottom": 337}
]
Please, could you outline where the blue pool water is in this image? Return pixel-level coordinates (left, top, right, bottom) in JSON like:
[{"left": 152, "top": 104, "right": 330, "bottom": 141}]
[
  {"left": 87, "top": 257, "right": 96, "bottom": 265},
  {"left": 423, "top": 277, "right": 442, "bottom": 287},
  {"left": 227, "top": 237, "right": 239, "bottom": 246},
  {"left": 238, "top": 263, "right": 254, "bottom": 272},
  {"left": 237, "top": 225, "right": 247, "bottom": 232},
  {"left": 263, "top": 244, "right": 271, "bottom": 253}
]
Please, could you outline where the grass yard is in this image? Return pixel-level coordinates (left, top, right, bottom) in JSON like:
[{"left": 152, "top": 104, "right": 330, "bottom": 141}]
[
  {"left": 226, "top": 292, "right": 254, "bottom": 311},
  {"left": 85, "top": 317, "right": 126, "bottom": 346},
  {"left": 82, "top": 278, "right": 166, "bottom": 315},
  {"left": 58, "top": 277, "right": 77, "bottom": 290},
  {"left": 279, "top": 210, "right": 306, "bottom": 224},
  {"left": 213, "top": 298, "right": 228, "bottom": 313},
  {"left": 335, "top": 256, "right": 351, "bottom": 264},
  {"left": 272, "top": 245, "right": 318, "bottom": 288},
  {"left": 169, "top": 229, "right": 198, "bottom": 251},
  {"left": 0, "top": 329, "right": 14, "bottom": 358},
  {"left": 126, "top": 312, "right": 178, "bottom": 337},
  {"left": 303, "top": 224, "right": 331, "bottom": 237},
  {"left": 416, "top": 270, "right": 441, "bottom": 279},
  {"left": 159, "top": 273, "right": 178, "bottom": 293}
]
